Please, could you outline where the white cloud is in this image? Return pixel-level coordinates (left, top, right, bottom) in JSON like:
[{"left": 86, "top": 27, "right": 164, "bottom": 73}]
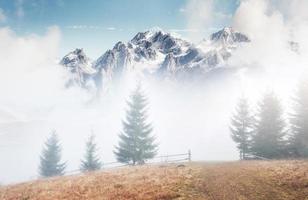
[
  {"left": 185, "top": 0, "right": 214, "bottom": 42},
  {"left": 231, "top": 0, "right": 308, "bottom": 66},
  {"left": 0, "top": 26, "right": 61, "bottom": 103},
  {"left": 214, "top": 12, "right": 232, "bottom": 20},
  {"left": 226, "top": 0, "right": 308, "bottom": 107},
  {"left": 0, "top": 26, "right": 90, "bottom": 116},
  {"left": 184, "top": 0, "right": 308, "bottom": 109},
  {"left": 66, "top": 25, "right": 117, "bottom": 31},
  {"left": 106, "top": 27, "right": 116, "bottom": 31},
  {"left": 66, "top": 25, "right": 87, "bottom": 29},
  {"left": 0, "top": 8, "right": 6, "bottom": 23},
  {"left": 179, "top": 8, "right": 186, "bottom": 13},
  {"left": 0, "top": 26, "right": 94, "bottom": 184}
]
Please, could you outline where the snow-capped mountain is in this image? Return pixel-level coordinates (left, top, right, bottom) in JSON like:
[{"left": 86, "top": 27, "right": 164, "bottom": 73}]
[
  {"left": 210, "top": 27, "right": 250, "bottom": 46},
  {"left": 159, "top": 27, "right": 250, "bottom": 78},
  {"left": 94, "top": 28, "right": 191, "bottom": 77},
  {"left": 60, "top": 27, "right": 250, "bottom": 90},
  {"left": 60, "top": 48, "right": 96, "bottom": 88}
]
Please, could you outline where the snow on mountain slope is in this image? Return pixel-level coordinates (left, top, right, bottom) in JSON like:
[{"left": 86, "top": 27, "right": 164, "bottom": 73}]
[
  {"left": 210, "top": 27, "right": 250, "bottom": 46},
  {"left": 60, "top": 27, "right": 250, "bottom": 90},
  {"left": 90, "top": 28, "right": 194, "bottom": 89},
  {"left": 60, "top": 48, "right": 96, "bottom": 88},
  {"left": 160, "top": 27, "right": 250, "bottom": 78},
  {"left": 94, "top": 28, "right": 191, "bottom": 75}
]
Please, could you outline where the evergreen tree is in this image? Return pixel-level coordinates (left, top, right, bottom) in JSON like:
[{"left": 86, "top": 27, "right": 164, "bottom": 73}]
[
  {"left": 289, "top": 76, "right": 308, "bottom": 157},
  {"left": 251, "top": 91, "right": 287, "bottom": 159},
  {"left": 230, "top": 97, "right": 254, "bottom": 160},
  {"left": 39, "top": 131, "right": 66, "bottom": 177},
  {"left": 80, "top": 134, "right": 102, "bottom": 172},
  {"left": 114, "top": 84, "right": 157, "bottom": 165}
]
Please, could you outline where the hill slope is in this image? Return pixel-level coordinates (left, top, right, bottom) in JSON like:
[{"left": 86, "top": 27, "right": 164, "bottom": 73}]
[{"left": 1, "top": 161, "right": 308, "bottom": 200}]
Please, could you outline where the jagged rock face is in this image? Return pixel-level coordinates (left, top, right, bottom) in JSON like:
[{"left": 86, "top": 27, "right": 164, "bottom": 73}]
[
  {"left": 93, "top": 29, "right": 192, "bottom": 84},
  {"left": 101, "top": 29, "right": 189, "bottom": 65},
  {"left": 131, "top": 30, "right": 190, "bottom": 56},
  {"left": 95, "top": 42, "right": 132, "bottom": 76},
  {"left": 60, "top": 49, "right": 96, "bottom": 88},
  {"left": 91, "top": 41, "right": 134, "bottom": 90},
  {"left": 210, "top": 27, "right": 250, "bottom": 45},
  {"left": 60, "top": 27, "right": 250, "bottom": 90},
  {"left": 61, "top": 49, "right": 93, "bottom": 72},
  {"left": 160, "top": 28, "right": 250, "bottom": 78}
]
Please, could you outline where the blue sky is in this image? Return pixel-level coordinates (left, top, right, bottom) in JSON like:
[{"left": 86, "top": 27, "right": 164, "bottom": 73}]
[{"left": 0, "top": 0, "right": 239, "bottom": 58}]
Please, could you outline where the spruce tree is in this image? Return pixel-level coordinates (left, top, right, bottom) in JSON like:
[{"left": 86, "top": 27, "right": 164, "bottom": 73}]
[
  {"left": 39, "top": 131, "right": 66, "bottom": 177},
  {"left": 80, "top": 134, "right": 102, "bottom": 172},
  {"left": 251, "top": 92, "right": 287, "bottom": 159},
  {"left": 289, "top": 76, "right": 308, "bottom": 157},
  {"left": 114, "top": 84, "right": 157, "bottom": 165},
  {"left": 230, "top": 97, "right": 254, "bottom": 160}
]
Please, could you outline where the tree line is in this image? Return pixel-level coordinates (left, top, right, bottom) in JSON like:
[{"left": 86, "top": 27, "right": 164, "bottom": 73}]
[
  {"left": 230, "top": 77, "right": 308, "bottom": 160},
  {"left": 39, "top": 84, "right": 158, "bottom": 178},
  {"left": 38, "top": 76, "right": 308, "bottom": 178}
]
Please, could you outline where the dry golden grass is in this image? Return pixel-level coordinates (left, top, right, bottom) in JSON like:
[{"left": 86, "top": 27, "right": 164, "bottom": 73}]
[
  {"left": 0, "top": 161, "right": 308, "bottom": 200},
  {"left": 195, "top": 161, "right": 308, "bottom": 200}
]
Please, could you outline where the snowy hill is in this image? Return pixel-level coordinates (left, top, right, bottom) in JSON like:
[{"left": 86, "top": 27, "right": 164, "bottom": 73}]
[{"left": 60, "top": 27, "right": 250, "bottom": 90}]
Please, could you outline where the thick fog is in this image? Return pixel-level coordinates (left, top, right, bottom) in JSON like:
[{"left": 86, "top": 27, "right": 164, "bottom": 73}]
[{"left": 1, "top": 0, "right": 308, "bottom": 184}]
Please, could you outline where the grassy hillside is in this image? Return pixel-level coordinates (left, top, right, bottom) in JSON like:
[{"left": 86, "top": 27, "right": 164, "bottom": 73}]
[{"left": 1, "top": 161, "right": 308, "bottom": 200}]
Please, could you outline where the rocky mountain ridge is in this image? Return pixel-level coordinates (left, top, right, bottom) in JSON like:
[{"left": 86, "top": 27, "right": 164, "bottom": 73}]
[{"left": 60, "top": 27, "right": 250, "bottom": 90}]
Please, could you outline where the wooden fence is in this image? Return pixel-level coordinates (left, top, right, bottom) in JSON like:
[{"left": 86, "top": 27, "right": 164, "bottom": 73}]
[{"left": 65, "top": 150, "right": 192, "bottom": 176}]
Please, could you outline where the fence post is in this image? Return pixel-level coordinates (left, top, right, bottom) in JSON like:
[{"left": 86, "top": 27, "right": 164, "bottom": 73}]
[{"left": 188, "top": 149, "right": 191, "bottom": 162}]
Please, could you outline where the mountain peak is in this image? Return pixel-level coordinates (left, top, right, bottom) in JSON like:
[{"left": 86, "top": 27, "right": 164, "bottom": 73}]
[
  {"left": 210, "top": 27, "right": 250, "bottom": 44},
  {"left": 131, "top": 27, "right": 167, "bottom": 45},
  {"left": 72, "top": 48, "right": 85, "bottom": 55},
  {"left": 129, "top": 28, "right": 190, "bottom": 57},
  {"left": 60, "top": 27, "right": 251, "bottom": 91},
  {"left": 148, "top": 26, "right": 164, "bottom": 32},
  {"left": 113, "top": 41, "right": 127, "bottom": 51},
  {"left": 148, "top": 27, "right": 165, "bottom": 35},
  {"left": 222, "top": 27, "right": 232, "bottom": 33},
  {"left": 60, "top": 48, "right": 96, "bottom": 88},
  {"left": 61, "top": 48, "right": 89, "bottom": 68}
]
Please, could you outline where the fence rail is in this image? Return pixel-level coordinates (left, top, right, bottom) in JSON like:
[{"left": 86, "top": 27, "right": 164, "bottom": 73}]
[
  {"left": 64, "top": 150, "right": 191, "bottom": 176},
  {"left": 244, "top": 153, "right": 270, "bottom": 160}
]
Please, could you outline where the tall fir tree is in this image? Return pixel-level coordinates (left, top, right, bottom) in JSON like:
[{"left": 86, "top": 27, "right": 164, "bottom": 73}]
[
  {"left": 251, "top": 91, "right": 287, "bottom": 159},
  {"left": 289, "top": 76, "right": 308, "bottom": 157},
  {"left": 80, "top": 134, "right": 102, "bottom": 172},
  {"left": 39, "top": 131, "right": 66, "bottom": 177},
  {"left": 114, "top": 83, "right": 157, "bottom": 165},
  {"left": 230, "top": 97, "right": 254, "bottom": 160}
]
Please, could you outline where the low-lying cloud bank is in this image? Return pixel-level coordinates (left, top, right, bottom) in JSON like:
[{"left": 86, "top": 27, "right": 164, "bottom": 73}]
[{"left": 0, "top": 26, "right": 96, "bottom": 184}]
